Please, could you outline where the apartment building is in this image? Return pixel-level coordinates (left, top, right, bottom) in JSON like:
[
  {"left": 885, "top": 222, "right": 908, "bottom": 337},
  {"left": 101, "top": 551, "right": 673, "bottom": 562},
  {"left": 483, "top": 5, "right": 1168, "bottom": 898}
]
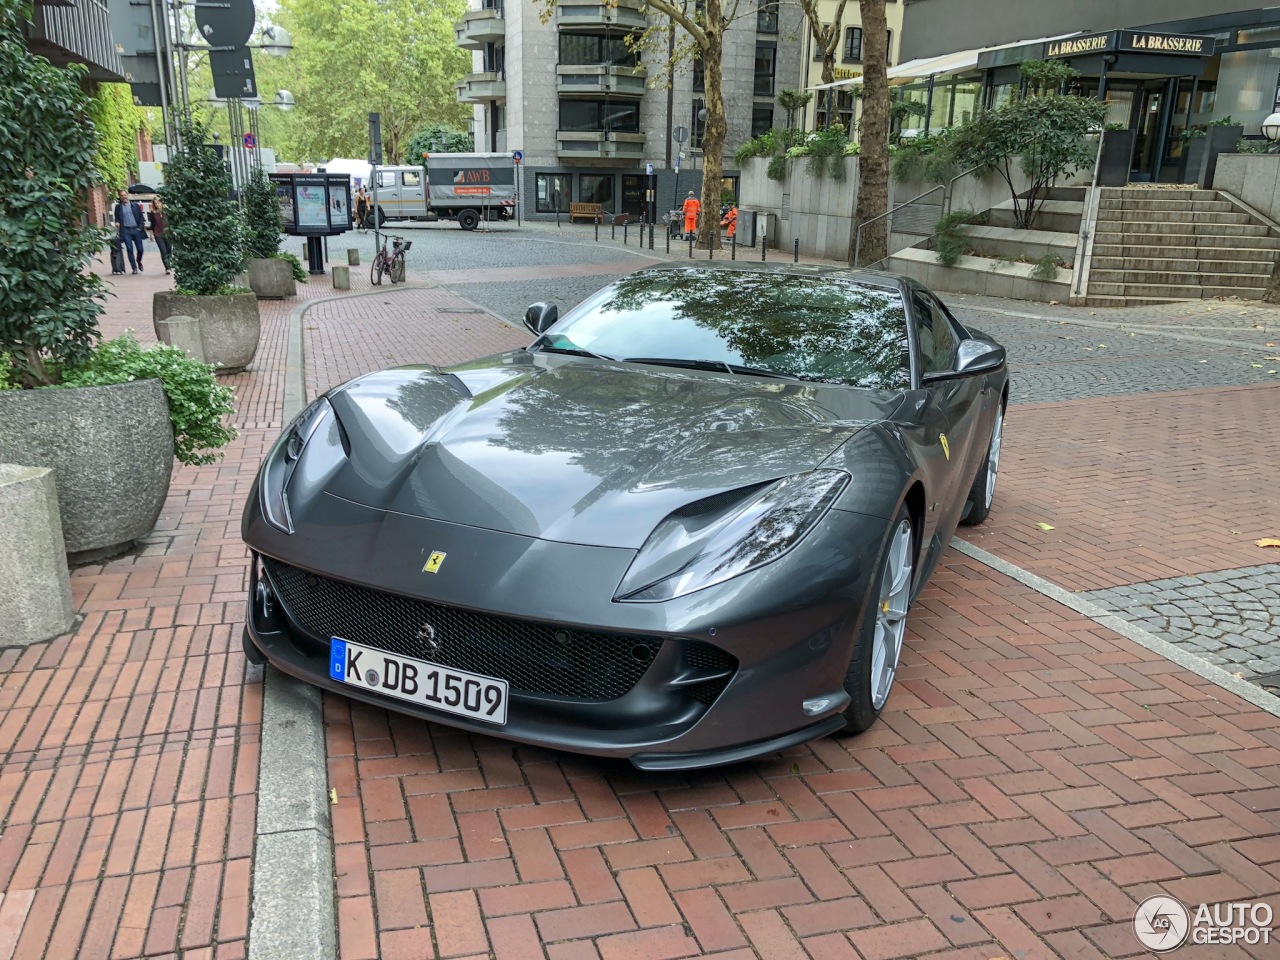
[
  {"left": 454, "top": 0, "right": 804, "bottom": 218},
  {"left": 799, "top": 0, "right": 904, "bottom": 131}
]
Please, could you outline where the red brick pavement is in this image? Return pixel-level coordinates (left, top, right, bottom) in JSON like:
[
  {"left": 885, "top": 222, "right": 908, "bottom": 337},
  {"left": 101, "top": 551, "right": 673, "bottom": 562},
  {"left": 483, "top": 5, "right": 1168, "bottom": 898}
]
[{"left": 961, "top": 383, "right": 1280, "bottom": 591}]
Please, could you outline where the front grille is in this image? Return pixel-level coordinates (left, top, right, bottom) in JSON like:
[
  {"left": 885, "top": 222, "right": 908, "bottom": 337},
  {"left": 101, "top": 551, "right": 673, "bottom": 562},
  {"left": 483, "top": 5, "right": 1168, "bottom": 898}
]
[{"left": 262, "top": 557, "right": 667, "bottom": 701}]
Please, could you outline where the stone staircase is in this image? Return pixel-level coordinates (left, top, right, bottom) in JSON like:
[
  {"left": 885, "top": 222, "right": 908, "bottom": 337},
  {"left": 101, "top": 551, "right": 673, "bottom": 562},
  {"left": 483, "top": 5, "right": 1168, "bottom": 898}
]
[{"left": 1087, "top": 188, "right": 1280, "bottom": 305}]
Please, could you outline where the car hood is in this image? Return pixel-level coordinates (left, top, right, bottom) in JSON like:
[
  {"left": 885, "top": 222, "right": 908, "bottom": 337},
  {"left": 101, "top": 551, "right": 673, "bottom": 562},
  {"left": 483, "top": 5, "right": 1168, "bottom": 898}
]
[{"left": 321, "top": 352, "right": 904, "bottom": 548}]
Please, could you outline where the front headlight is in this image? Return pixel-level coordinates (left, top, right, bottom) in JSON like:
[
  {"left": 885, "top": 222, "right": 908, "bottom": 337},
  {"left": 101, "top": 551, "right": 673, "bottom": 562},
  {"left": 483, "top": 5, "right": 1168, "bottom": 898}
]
[
  {"left": 260, "top": 397, "right": 334, "bottom": 533},
  {"left": 614, "top": 470, "right": 849, "bottom": 602}
]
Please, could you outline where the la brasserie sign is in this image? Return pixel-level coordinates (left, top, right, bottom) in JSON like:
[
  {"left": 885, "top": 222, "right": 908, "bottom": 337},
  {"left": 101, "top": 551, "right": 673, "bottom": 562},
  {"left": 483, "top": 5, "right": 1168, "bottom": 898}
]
[{"left": 1047, "top": 31, "right": 1210, "bottom": 59}]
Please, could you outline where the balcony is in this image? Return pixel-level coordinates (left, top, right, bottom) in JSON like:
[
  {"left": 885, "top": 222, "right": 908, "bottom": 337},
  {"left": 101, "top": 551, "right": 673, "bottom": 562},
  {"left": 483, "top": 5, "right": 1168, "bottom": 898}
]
[
  {"left": 457, "top": 71, "right": 507, "bottom": 103},
  {"left": 454, "top": 8, "right": 505, "bottom": 49},
  {"left": 558, "top": 0, "right": 646, "bottom": 31},
  {"left": 556, "top": 131, "right": 646, "bottom": 162},
  {"left": 556, "top": 64, "right": 647, "bottom": 98}
]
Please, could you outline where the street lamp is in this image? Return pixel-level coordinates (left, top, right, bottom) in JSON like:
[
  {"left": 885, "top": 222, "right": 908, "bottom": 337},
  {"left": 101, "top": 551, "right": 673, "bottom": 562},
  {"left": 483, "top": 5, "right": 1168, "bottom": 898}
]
[
  {"left": 1263, "top": 112, "right": 1280, "bottom": 143},
  {"left": 254, "top": 25, "right": 293, "bottom": 56}
]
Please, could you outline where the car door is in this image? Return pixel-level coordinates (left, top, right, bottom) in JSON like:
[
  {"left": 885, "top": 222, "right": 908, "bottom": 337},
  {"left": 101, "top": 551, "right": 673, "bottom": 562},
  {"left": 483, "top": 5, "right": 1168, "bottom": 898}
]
[
  {"left": 375, "top": 169, "right": 399, "bottom": 218},
  {"left": 400, "top": 169, "right": 427, "bottom": 220},
  {"left": 912, "top": 287, "right": 985, "bottom": 534}
]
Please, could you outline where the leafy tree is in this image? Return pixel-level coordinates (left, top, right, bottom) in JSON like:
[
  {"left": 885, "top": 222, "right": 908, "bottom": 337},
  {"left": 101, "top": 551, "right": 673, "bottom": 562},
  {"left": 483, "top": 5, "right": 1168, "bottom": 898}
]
[
  {"left": 777, "top": 89, "right": 813, "bottom": 130},
  {"left": 243, "top": 169, "right": 283, "bottom": 259},
  {"left": 0, "top": 0, "right": 106, "bottom": 387},
  {"left": 160, "top": 115, "right": 245, "bottom": 295},
  {"left": 794, "top": 0, "right": 849, "bottom": 131},
  {"left": 851, "top": 0, "right": 890, "bottom": 265},
  {"left": 277, "top": 0, "right": 470, "bottom": 163},
  {"left": 942, "top": 60, "right": 1105, "bottom": 229},
  {"left": 405, "top": 123, "right": 474, "bottom": 162}
]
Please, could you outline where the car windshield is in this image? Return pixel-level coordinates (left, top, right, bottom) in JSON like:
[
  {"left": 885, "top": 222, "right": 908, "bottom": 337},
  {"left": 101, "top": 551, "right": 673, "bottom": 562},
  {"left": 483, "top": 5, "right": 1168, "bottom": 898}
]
[{"left": 535, "top": 269, "right": 911, "bottom": 390}]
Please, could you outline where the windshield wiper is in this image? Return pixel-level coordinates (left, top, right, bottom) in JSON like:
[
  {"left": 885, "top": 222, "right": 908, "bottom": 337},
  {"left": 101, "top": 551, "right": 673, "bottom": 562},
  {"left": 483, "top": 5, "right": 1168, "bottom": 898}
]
[
  {"left": 621, "top": 357, "right": 801, "bottom": 381},
  {"left": 533, "top": 343, "right": 616, "bottom": 362}
]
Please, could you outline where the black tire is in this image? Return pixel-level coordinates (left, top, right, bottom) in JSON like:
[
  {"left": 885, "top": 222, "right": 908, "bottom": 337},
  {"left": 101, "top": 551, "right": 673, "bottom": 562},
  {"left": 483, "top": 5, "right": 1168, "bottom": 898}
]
[
  {"left": 371, "top": 254, "right": 384, "bottom": 286},
  {"left": 841, "top": 502, "right": 916, "bottom": 734},
  {"left": 960, "top": 399, "right": 1005, "bottom": 527},
  {"left": 457, "top": 209, "right": 480, "bottom": 231},
  {"left": 375, "top": 207, "right": 387, "bottom": 228}
]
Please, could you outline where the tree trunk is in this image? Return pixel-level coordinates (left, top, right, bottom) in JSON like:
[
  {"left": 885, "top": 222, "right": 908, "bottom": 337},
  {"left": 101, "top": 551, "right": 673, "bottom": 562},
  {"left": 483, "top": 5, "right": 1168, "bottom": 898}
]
[
  {"left": 698, "top": 7, "right": 725, "bottom": 251},
  {"left": 851, "top": 0, "right": 889, "bottom": 266}
]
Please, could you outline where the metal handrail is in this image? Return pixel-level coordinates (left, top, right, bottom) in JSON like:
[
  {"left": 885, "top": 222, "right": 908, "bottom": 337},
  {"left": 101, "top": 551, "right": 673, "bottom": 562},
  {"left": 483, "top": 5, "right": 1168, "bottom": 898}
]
[
  {"left": 853, "top": 183, "right": 943, "bottom": 268},
  {"left": 943, "top": 163, "right": 989, "bottom": 215}
]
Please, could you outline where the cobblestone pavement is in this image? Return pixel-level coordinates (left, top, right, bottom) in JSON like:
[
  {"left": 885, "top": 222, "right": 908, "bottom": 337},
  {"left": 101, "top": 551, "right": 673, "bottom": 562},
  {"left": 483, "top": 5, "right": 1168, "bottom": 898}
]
[
  {"left": 1085, "top": 567, "right": 1280, "bottom": 680},
  {"left": 4, "top": 233, "right": 1280, "bottom": 960}
]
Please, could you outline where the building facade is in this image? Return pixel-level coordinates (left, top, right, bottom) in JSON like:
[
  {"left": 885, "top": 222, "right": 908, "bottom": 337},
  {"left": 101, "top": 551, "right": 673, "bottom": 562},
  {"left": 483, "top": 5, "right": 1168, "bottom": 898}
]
[
  {"left": 454, "top": 0, "right": 805, "bottom": 219},
  {"left": 894, "top": 2, "right": 1280, "bottom": 183},
  {"left": 23, "top": 0, "right": 125, "bottom": 83},
  {"left": 799, "top": 0, "right": 905, "bottom": 132}
]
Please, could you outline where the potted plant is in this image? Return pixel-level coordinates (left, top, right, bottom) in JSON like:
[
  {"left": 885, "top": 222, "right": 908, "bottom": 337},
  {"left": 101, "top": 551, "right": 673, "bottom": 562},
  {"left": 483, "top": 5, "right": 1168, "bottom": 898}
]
[
  {"left": 153, "top": 115, "right": 261, "bottom": 372},
  {"left": 243, "top": 168, "right": 298, "bottom": 299},
  {"left": 1097, "top": 122, "right": 1135, "bottom": 187},
  {"left": 1195, "top": 115, "right": 1244, "bottom": 188},
  {"left": 0, "top": 9, "right": 235, "bottom": 560}
]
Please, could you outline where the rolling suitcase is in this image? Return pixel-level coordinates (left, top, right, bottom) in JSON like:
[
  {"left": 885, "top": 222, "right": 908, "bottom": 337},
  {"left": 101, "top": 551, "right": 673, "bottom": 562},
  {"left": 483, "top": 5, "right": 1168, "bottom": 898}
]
[{"left": 109, "top": 236, "right": 125, "bottom": 275}]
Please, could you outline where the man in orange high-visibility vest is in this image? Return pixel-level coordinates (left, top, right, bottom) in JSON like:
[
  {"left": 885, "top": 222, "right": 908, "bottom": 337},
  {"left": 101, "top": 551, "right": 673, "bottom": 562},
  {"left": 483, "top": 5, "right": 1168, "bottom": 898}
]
[
  {"left": 682, "top": 191, "right": 700, "bottom": 238},
  {"left": 720, "top": 204, "right": 737, "bottom": 240}
]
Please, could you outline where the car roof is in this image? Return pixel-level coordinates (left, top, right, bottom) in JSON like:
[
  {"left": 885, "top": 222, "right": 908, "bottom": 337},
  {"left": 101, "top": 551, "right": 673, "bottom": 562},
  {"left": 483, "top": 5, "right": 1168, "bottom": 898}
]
[{"left": 635, "top": 260, "right": 910, "bottom": 293}]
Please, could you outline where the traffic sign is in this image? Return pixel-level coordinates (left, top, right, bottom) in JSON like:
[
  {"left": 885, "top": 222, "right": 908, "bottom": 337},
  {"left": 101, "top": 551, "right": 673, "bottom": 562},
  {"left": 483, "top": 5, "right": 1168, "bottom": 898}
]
[
  {"left": 673, "top": 125, "right": 688, "bottom": 144},
  {"left": 646, "top": 162, "right": 654, "bottom": 176},
  {"left": 243, "top": 131, "right": 256, "bottom": 150},
  {"left": 512, "top": 149, "right": 523, "bottom": 164}
]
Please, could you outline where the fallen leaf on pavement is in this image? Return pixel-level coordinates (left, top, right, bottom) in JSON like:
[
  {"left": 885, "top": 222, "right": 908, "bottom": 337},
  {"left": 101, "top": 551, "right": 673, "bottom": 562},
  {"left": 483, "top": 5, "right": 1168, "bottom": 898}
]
[
  {"left": 330, "top": 788, "right": 338, "bottom": 805},
  {"left": 1235, "top": 672, "right": 1245, "bottom": 680},
  {"left": 1264, "top": 357, "right": 1280, "bottom": 361},
  {"left": 1256, "top": 539, "right": 1280, "bottom": 548},
  {"left": 1252, "top": 364, "right": 1263, "bottom": 368},
  {"left": 1035, "top": 522, "right": 1055, "bottom": 531}
]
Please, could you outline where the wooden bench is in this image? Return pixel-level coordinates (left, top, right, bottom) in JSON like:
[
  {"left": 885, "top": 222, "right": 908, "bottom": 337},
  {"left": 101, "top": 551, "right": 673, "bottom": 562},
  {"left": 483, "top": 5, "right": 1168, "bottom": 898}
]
[{"left": 569, "top": 202, "right": 604, "bottom": 223}]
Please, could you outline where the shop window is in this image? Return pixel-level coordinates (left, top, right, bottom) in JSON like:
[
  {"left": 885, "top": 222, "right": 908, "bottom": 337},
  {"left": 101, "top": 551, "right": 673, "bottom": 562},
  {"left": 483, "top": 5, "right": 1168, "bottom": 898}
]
[
  {"left": 580, "top": 174, "right": 615, "bottom": 213},
  {"left": 535, "top": 173, "right": 571, "bottom": 214}
]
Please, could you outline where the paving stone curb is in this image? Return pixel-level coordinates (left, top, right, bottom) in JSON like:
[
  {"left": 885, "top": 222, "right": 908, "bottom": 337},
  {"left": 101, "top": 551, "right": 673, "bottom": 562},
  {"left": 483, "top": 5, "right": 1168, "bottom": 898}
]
[
  {"left": 249, "top": 284, "right": 431, "bottom": 960},
  {"left": 953, "top": 538, "right": 1280, "bottom": 718}
]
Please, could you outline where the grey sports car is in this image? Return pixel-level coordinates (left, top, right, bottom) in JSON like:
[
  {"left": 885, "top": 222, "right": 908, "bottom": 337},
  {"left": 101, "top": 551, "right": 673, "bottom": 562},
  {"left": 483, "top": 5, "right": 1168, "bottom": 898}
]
[{"left": 242, "top": 263, "right": 1007, "bottom": 770}]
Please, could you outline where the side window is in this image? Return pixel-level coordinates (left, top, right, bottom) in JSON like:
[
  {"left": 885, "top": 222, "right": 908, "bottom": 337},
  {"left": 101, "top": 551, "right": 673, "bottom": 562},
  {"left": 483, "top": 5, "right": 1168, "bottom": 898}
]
[
  {"left": 912, "top": 291, "right": 957, "bottom": 373},
  {"left": 401, "top": 170, "right": 421, "bottom": 187},
  {"left": 377, "top": 170, "right": 396, "bottom": 189}
]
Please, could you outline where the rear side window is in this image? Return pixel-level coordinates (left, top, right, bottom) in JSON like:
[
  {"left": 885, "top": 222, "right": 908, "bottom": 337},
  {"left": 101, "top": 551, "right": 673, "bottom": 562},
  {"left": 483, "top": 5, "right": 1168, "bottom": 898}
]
[
  {"left": 913, "top": 291, "right": 957, "bottom": 373},
  {"left": 401, "top": 171, "right": 421, "bottom": 187}
]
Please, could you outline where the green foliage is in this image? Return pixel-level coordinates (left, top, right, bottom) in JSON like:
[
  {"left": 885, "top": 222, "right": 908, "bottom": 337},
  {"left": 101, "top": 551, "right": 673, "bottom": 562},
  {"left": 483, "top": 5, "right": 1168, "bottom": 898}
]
[
  {"left": 766, "top": 153, "right": 788, "bottom": 181},
  {"left": 890, "top": 130, "right": 959, "bottom": 184},
  {"left": 161, "top": 115, "right": 245, "bottom": 295},
  {"left": 888, "top": 89, "right": 927, "bottom": 140},
  {"left": 0, "top": 0, "right": 106, "bottom": 388},
  {"left": 801, "top": 124, "right": 851, "bottom": 181},
  {"left": 60, "top": 334, "right": 237, "bottom": 466},
  {"left": 1103, "top": 122, "right": 1127, "bottom": 132},
  {"left": 777, "top": 88, "right": 813, "bottom": 127},
  {"left": 87, "top": 83, "right": 141, "bottom": 192},
  {"left": 733, "top": 128, "right": 779, "bottom": 166},
  {"left": 1030, "top": 253, "right": 1065, "bottom": 281},
  {"left": 243, "top": 169, "right": 283, "bottom": 259},
  {"left": 1208, "top": 115, "right": 1237, "bottom": 127},
  {"left": 1236, "top": 138, "right": 1272, "bottom": 155},
  {"left": 735, "top": 128, "right": 806, "bottom": 181},
  {"left": 278, "top": 0, "right": 470, "bottom": 163},
  {"left": 274, "top": 251, "right": 308, "bottom": 282},
  {"left": 404, "top": 123, "right": 474, "bottom": 161},
  {"left": 932, "top": 210, "right": 981, "bottom": 268},
  {"left": 1019, "top": 59, "right": 1079, "bottom": 96}
]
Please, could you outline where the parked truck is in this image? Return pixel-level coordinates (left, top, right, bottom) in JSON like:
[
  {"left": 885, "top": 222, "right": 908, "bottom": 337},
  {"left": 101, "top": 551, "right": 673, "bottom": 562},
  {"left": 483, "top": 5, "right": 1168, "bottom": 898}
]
[{"left": 367, "top": 153, "right": 517, "bottom": 230}]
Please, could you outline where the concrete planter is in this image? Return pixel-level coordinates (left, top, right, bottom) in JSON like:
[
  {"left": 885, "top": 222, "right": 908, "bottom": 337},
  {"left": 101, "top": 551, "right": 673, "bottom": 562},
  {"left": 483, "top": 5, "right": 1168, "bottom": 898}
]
[
  {"left": 1097, "top": 130, "right": 1135, "bottom": 187},
  {"left": 154, "top": 291, "right": 261, "bottom": 373},
  {"left": 0, "top": 380, "right": 175, "bottom": 561},
  {"left": 247, "top": 256, "right": 297, "bottom": 300},
  {"left": 1196, "top": 126, "right": 1244, "bottom": 188}
]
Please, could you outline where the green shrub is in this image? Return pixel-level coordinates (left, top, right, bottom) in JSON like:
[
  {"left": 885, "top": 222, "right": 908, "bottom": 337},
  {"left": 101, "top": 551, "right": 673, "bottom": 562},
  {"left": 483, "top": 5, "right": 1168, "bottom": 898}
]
[
  {"left": 1031, "top": 253, "right": 1065, "bottom": 281},
  {"left": 766, "top": 153, "right": 788, "bottom": 181},
  {"left": 803, "top": 125, "right": 851, "bottom": 181},
  {"left": 59, "top": 333, "right": 237, "bottom": 465},
  {"left": 161, "top": 115, "right": 245, "bottom": 295},
  {"left": 890, "top": 130, "right": 959, "bottom": 184},
  {"left": 1236, "top": 138, "right": 1271, "bottom": 155},
  {"left": 0, "top": 0, "right": 106, "bottom": 387},
  {"left": 932, "top": 210, "right": 982, "bottom": 267},
  {"left": 733, "top": 129, "right": 779, "bottom": 166},
  {"left": 274, "top": 251, "right": 308, "bottom": 282},
  {"left": 242, "top": 169, "right": 283, "bottom": 260}
]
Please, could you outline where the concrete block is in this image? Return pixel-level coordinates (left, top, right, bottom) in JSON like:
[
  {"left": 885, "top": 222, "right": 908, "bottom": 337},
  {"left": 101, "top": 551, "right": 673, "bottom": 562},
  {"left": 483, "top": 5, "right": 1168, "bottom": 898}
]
[
  {"left": 332, "top": 265, "right": 351, "bottom": 291},
  {"left": 154, "top": 315, "right": 206, "bottom": 363},
  {"left": 347, "top": 248, "right": 360, "bottom": 266},
  {"left": 0, "top": 465, "right": 74, "bottom": 646}
]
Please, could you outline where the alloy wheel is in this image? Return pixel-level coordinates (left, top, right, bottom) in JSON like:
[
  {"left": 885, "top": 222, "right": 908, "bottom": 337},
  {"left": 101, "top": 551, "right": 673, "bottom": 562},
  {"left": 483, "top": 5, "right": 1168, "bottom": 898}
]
[{"left": 869, "top": 517, "right": 914, "bottom": 710}]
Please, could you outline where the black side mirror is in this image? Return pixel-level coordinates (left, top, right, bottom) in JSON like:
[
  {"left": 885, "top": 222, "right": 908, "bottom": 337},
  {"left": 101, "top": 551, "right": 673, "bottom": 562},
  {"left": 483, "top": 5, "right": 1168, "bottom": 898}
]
[{"left": 524, "top": 302, "right": 558, "bottom": 335}]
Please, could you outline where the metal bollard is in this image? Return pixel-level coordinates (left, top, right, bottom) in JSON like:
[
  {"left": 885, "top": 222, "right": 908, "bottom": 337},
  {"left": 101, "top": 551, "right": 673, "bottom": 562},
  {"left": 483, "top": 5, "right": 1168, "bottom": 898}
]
[
  {"left": 594, "top": 219, "right": 599, "bottom": 242},
  {"left": 708, "top": 239, "right": 713, "bottom": 260},
  {"left": 624, "top": 221, "right": 628, "bottom": 245},
  {"left": 731, "top": 233, "right": 736, "bottom": 260},
  {"left": 611, "top": 220, "right": 616, "bottom": 240},
  {"left": 688, "top": 236, "right": 694, "bottom": 259},
  {"left": 793, "top": 238, "right": 799, "bottom": 263},
  {"left": 649, "top": 221, "right": 655, "bottom": 250},
  {"left": 761, "top": 227, "right": 768, "bottom": 262},
  {"left": 665, "top": 228, "right": 670, "bottom": 255}
]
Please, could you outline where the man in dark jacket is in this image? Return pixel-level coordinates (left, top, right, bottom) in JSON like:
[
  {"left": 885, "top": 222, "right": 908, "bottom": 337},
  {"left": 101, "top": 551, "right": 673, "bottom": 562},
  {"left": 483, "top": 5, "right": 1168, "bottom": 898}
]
[{"left": 113, "top": 189, "right": 147, "bottom": 274}]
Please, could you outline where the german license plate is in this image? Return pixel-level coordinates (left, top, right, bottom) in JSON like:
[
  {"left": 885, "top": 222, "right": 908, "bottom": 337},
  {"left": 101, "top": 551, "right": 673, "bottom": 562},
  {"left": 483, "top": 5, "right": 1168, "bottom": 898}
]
[{"left": 329, "top": 638, "right": 508, "bottom": 725}]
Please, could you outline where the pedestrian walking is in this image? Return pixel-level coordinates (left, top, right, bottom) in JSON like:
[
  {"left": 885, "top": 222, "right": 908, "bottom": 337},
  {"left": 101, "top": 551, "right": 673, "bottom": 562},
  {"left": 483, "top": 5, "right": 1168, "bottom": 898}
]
[
  {"left": 355, "top": 185, "right": 370, "bottom": 231},
  {"left": 149, "top": 197, "right": 172, "bottom": 275},
  {"left": 682, "top": 191, "right": 700, "bottom": 240},
  {"left": 720, "top": 203, "right": 738, "bottom": 241},
  {"left": 113, "top": 189, "right": 147, "bottom": 274}
]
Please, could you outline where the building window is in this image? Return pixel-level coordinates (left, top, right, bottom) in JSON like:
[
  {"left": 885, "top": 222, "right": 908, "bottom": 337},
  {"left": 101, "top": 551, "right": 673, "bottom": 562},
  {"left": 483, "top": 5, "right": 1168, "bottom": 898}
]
[
  {"left": 752, "top": 104, "right": 774, "bottom": 138},
  {"left": 560, "top": 32, "right": 637, "bottom": 66},
  {"left": 483, "top": 42, "right": 505, "bottom": 75},
  {"left": 693, "top": 59, "right": 704, "bottom": 93},
  {"left": 692, "top": 99, "right": 705, "bottom": 148},
  {"left": 843, "top": 27, "right": 862, "bottom": 63},
  {"left": 580, "top": 174, "right": 615, "bottom": 212},
  {"left": 756, "top": 0, "right": 777, "bottom": 33},
  {"left": 886, "top": 28, "right": 893, "bottom": 66},
  {"left": 559, "top": 99, "right": 641, "bottom": 133},
  {"left": 814, "top": 25, "right": 829, "bottom": 61},
  {"left": 815, "top": 90, "right": 856, "bottom": 132},
  {"left": 535, "top": 173, "right": 571, "bottom": 213},
  {"left": 754, "top": 41, "right": 776, "bottom": 96}
]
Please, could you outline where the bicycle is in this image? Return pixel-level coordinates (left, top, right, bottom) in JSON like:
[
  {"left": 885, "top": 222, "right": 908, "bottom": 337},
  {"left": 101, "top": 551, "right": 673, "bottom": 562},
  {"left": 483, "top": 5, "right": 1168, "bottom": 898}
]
[{"left": 371, "top": 234, "right": 411, "bottom": 285}]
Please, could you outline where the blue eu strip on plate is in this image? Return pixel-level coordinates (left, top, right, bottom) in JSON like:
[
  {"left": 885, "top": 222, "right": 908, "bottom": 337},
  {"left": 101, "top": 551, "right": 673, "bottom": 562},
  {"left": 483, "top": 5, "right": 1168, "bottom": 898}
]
[{"left": 329, "top": 638, "right": 347, "bottom": 681}]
